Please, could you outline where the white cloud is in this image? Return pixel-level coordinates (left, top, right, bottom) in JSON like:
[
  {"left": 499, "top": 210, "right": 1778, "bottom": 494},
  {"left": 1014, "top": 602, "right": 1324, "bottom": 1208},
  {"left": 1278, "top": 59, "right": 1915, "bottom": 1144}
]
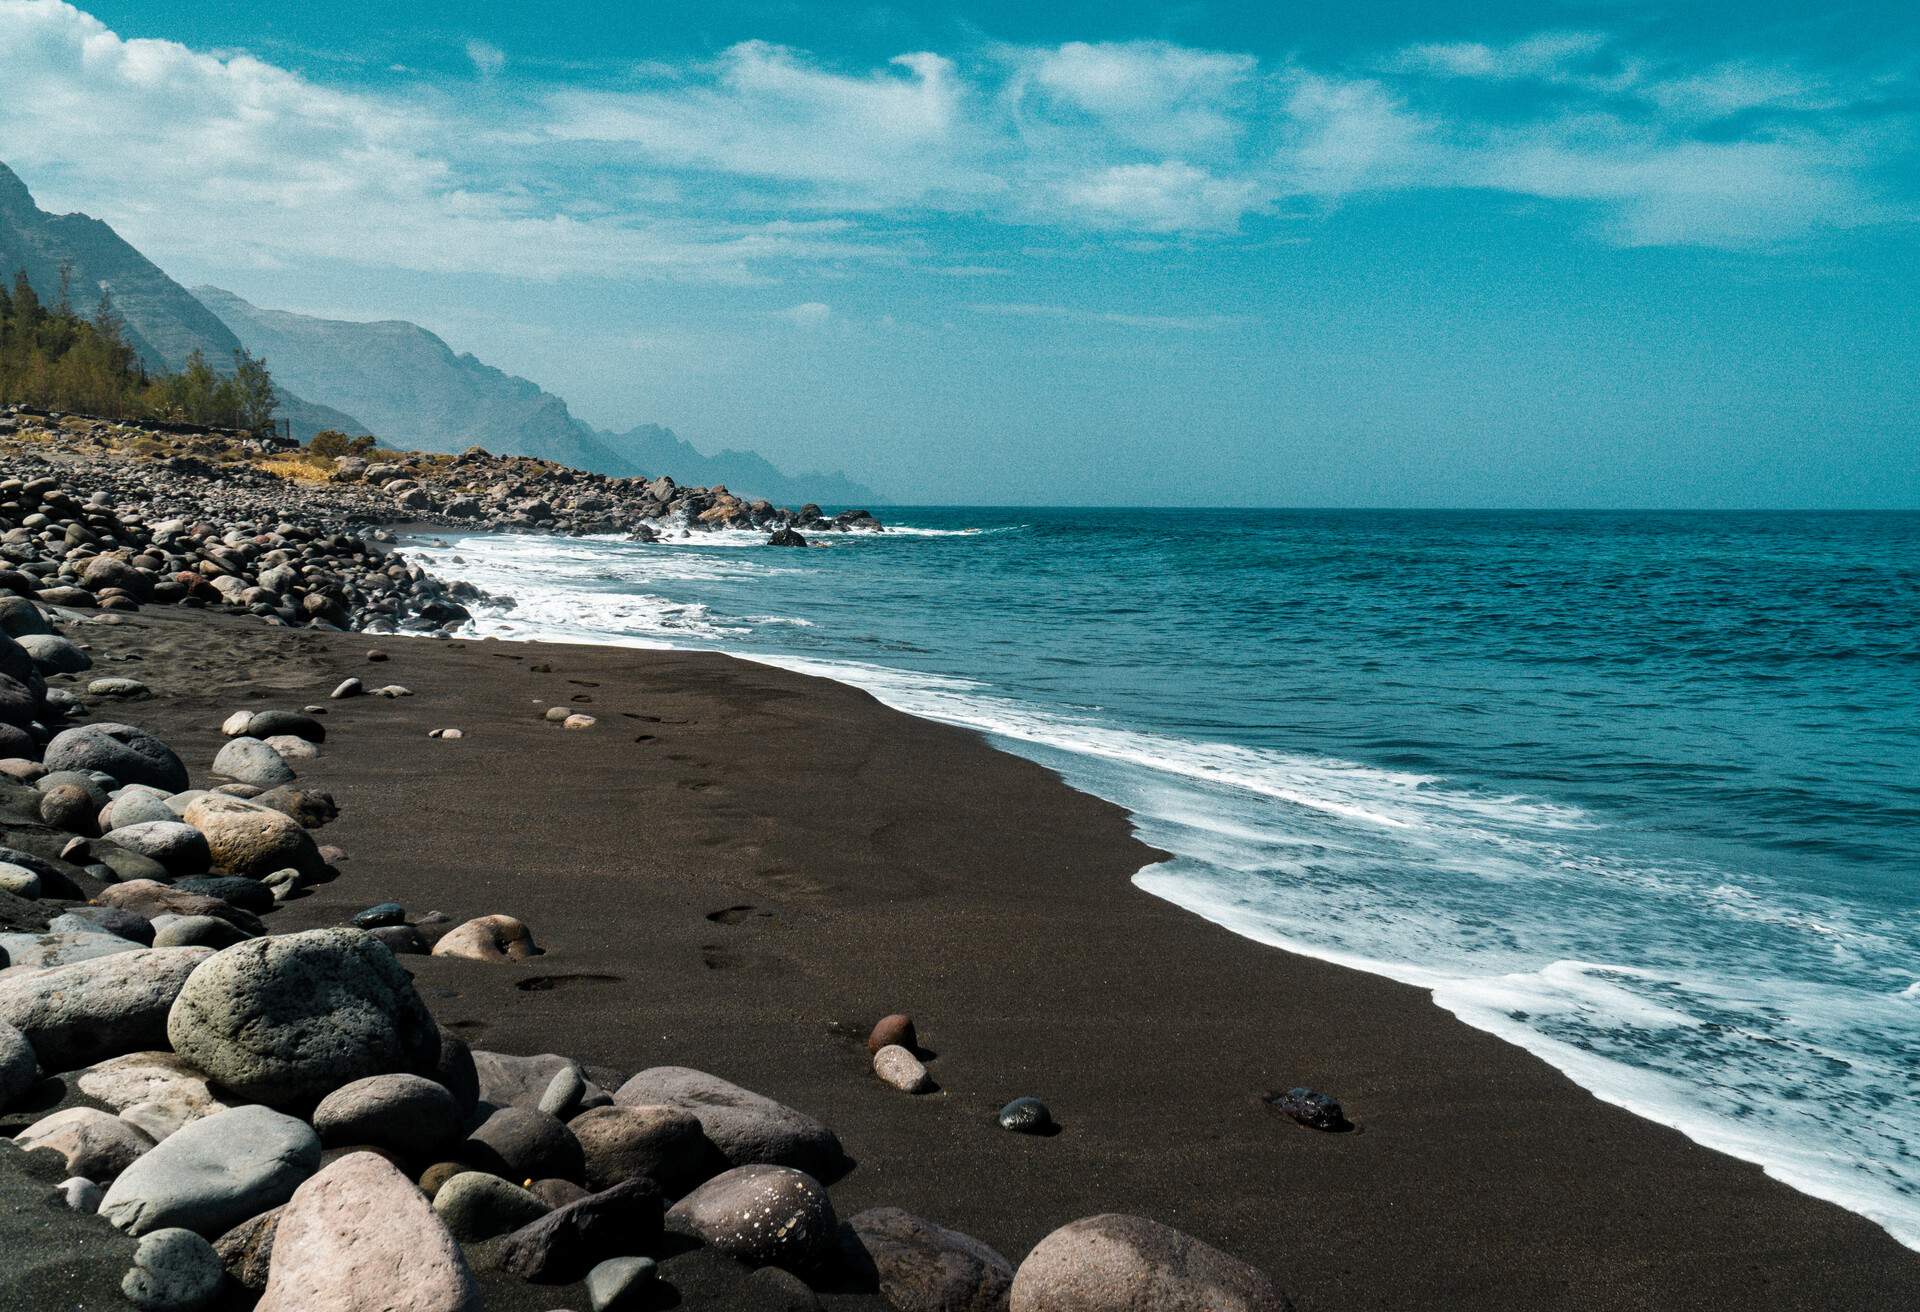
[
  {"left": 1057, "top": 161, "right": 1262, "bottom": 232},
  {"left": 1389, "top": 32, "right": 1611, "bottom": 82},
  {"left": 970, "top": 302, "right": 1247, "bottom": 331},
  {"left": 1012, "top": 40, "right": 1255, "bottom": 153},
  {"left": 776, "top": 301, "right": 832, "bottom": 326},
  {"left": 466, "top": 39, "right": 506, "bottom": 79}
]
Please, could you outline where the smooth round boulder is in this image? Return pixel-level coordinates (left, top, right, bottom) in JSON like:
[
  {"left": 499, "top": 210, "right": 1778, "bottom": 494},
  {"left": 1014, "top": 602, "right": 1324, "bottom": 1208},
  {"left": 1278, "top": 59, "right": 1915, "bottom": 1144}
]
[
  {"left": 0, "top": 947, "right": 211, "bottom": 1071},
  {"left": 165, "top": 928, "right": 441, "bottom": 1108},
  {"left": 432, "top": 1170, "right": 551, "bottom": 1242},
  {"left": 586, "top": 1255, "right": 658, "bottom": 1311},
  {"left": 40, "top": 782, "right": 101, "bottom": 834},
  {"left": 312, "top": 1074, "right": 461, "bottom": 1156},
  {"left": 0, "top": 595, "right": 52, "bottom": 636},
  {"left": 122, "top": 1226, "right": 224, "bottom": 1311},
  {"left": 181, "top": 794, "right": 324, "bottom": 878},
  {"left": 850, "top": 1207, "right": 1015, "bottom": 1312},
  {"left": 462, "top": 1105, "right": 585, "bottom": 1183},
  {"left": 52, "top": 905, "right": 155, "bottom": 944},
  {"left": 43, "top": 723, "right": 188, "bottom": 792},
  {"left": 100, "top": 1104, "right": 321, "bottom": 1237},
  {"left": 665, "top": 1164, "right": 838, "bottom": 1273},
  {"left": 102, "top": 821, "right": 211, "bottom": 875},
  {"left": 257, "top": 1152, "right": 482, "bottom": 1312},
  {"left": 430, "top": 914, "right": 540, "bottom": 962},
  {"left": 15, "top": 1106, "right": 155, "bottom": 1180},
  {"left": 245, "top": 711, "right": 325, "bottom": 744},
  {"left": 102, "top": 787, "right": 178, "bottom": 832},
  {"left": 152, "top": 916, "right": 250, "bottom": 950},
  {"left": 0, "top": 1018, "right": 37, "bottom": 1110},
  {"left": 614, "top": 1067, "right": 843, "bottom": 1177},
  {"left": 1008, "top": 1214, "right": 1286, "bottom": 1312},
  {"left": 570, "top": 1104, "right": 718, "bottom": 1195},
  {"left": 19, "top": 631, "right": 90, "bottom": 673},
  {"left": 0, "top": 860, "right": 40, "bottom": 897},
  {"left": 211, "top": 738, "right": 295, "bottom": 789}
]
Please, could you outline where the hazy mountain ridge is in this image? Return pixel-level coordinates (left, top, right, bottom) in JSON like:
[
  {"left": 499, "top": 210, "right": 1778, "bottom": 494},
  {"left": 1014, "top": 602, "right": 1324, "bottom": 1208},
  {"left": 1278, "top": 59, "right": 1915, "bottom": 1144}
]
[
  {"left": 0, "top": 162, "right": 364, "bottom": 440},
  {"left": 196, "top": 288, "right": 881, "bottom": 505}
]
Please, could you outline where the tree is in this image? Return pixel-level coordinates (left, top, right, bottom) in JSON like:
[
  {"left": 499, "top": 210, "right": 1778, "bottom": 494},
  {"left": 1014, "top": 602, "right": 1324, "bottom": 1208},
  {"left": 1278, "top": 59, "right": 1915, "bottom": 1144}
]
[{"left": 231, "top": 348, "right": 277, "bottom": 430}]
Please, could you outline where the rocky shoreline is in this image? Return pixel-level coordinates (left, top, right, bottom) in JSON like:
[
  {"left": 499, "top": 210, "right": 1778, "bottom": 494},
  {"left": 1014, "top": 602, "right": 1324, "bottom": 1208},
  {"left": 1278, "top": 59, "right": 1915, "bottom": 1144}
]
[{"left": 0, "top": 418, "right": 1284, "bottom": 1310}]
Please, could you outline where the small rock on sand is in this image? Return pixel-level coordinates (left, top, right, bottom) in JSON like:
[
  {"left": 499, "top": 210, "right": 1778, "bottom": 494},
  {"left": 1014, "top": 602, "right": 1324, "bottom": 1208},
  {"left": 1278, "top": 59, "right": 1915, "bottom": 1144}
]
[
  {"left": 873, "top": 1045, "right": 933, "bottom": 1094},
  {"left": 997, "top": 1097, "right": 1054, "bottom": 1135},
  {"left": 330, "top": 678, "right": 363, "bottom": 699},
  {"left": 121, "top": 1226, "right": 224, "bottom": 1312},
  {"left": 431, "top": 914, "right": 540, "bottom": 962},
  {"left": 868, "top": 1013, "right": 918, "bottom": 1055}
]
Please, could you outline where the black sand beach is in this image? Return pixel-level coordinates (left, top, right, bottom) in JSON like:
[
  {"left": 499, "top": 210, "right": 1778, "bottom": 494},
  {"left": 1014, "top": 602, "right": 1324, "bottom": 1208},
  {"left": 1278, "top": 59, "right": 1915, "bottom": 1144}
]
[{"left": 75, "top": 604, "right": 1920, "bottom": 1311}]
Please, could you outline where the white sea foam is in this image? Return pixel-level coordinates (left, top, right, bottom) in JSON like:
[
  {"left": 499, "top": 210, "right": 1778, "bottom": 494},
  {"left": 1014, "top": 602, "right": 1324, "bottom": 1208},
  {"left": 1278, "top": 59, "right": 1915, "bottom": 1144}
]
[{"left": 408, "top": 527, "right": 1920, "bottom": 1252}]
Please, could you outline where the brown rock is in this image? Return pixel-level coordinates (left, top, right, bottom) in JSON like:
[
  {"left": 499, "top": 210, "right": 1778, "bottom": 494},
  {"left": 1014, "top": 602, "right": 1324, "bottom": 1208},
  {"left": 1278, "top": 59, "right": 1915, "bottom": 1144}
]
[
  {"left": 868, "top": 1013, "right": 917, "bottom": 1055},
  {"left": 430, "top": 914, "right": 540, "bottom": 962},
  {"left": 570, "top": 1103, "right": 719, "bottom": 1195},
  {"left": 850, "top": 1206, "right": 1015, "bottom": 1312}
]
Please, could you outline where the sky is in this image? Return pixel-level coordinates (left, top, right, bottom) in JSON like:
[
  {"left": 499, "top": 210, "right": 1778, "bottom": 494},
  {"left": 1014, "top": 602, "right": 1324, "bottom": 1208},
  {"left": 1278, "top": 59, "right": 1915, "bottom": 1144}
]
[{"left": 0, "top": 0, "right": 1915, "bottom": 506}]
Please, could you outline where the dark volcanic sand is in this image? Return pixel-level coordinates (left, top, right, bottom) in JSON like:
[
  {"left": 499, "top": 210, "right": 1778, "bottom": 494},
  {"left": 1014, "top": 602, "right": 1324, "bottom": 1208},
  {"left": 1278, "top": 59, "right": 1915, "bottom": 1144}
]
[{"left": 38, "top": 606, "right": 1920, "bottom": 1310}]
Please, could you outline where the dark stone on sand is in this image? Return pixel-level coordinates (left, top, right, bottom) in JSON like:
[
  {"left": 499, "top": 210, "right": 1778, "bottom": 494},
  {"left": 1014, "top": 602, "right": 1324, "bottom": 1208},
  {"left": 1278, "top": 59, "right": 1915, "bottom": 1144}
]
[
  {"left": 352, "top": 902, "right": 406, "bottom": 929},
  {"left": 367, "top": 924, "right": 427, "bottom": 955},
  {"left": 869, "top": 1012, "right": 918, "bottom": 1055},
  {"left": 484, "top": 1177, "right": 663, "bottom": 1282},
  {"left": 151, "top": 914, "right": 250, "bottom": 950},
  {"left": 53, "top": 905, "right": 154, "bottom": 944},
  {"left": 1267, "top": 1087, "right": 1349, "bottom": 1132},
  {"left": 172, "top": 876, "right": 275, "bottom": 915},
  {"left": 587, "top": 1254, "right": 659, "bottom": 1310},
  {"left": 462, "top": 1105, "right": 586, "bottom": 1183},
  {"left": 666, "top": 1164, "right": 838, "bottom": 1273},
  {"left": 996, "top": 1098, "right": 1054, "bottom": 1135},
  {"left": 251, "top": 785, "right": 340, "bottom": 829},
  {"left": 848, "top": 1206, "right": 1015, "bottom": 1312},
  {"left": 245, "top": 711, "right": 325, "bottom": 744},
  {"left": 434, "top": 1029, "right": 481, "bottom": 1122},
  {"left": 43, "top": 723, "right": 188, "bottom": 793},
  {"left": 768, "top": 527, "right": 808, "bottom": 547}
]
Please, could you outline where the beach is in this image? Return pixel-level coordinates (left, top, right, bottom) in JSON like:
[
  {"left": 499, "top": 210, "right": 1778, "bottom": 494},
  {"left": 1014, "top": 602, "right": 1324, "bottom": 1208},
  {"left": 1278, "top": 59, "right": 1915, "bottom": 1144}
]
[{"left": 68, "top": 602, "right": 1920, "bottom": 1310}]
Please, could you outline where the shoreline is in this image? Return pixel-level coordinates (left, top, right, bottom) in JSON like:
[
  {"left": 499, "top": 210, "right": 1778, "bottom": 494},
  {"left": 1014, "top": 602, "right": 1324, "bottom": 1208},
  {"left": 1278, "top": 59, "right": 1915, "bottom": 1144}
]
[{"left": 92, "top": 605, "right": 1920, "bottom": 1309}]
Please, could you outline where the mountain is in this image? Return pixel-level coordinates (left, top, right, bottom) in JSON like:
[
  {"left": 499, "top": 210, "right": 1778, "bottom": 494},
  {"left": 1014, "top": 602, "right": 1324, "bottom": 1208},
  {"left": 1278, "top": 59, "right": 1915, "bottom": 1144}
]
[
  {"left": 0, "top": 162, "right": 366, "bottom": 441},
  {"left": 196, "top": 287, "right": 882, "bottom": 504}
]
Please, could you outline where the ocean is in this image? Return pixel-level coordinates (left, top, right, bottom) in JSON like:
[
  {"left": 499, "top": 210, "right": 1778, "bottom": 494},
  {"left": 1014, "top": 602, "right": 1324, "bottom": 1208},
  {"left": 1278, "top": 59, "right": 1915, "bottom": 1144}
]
[{"left": 406, "top": 508, "right": 1920, "bottom": 1247}]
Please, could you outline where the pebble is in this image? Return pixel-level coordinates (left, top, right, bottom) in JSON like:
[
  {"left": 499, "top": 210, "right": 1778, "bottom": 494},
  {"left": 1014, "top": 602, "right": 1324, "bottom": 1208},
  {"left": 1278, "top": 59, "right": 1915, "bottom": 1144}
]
[
  {"left": 429, "top": 727, "right": 464, "bottom": 738},
  {"left": 1267, "top": 1086, "right": 1349, "bottom": 1131},
  {"left": 88, "top": 676, "right": 152, "bottom": 699},
  {"left": 586, "top": 1255, "right": 658, "bottom": 1311},
  {"left": 868, "top": 1012, "right": 918, "bottom": 1055},
  {"left": 997, "top": 1097, "right": 1055, "bottom": 1135},
  {"left": 61, "top": 1175, "right": 105, "bottom": 1213},
  {"left": 872, "top": 1044, "right": 933, "bottom": 1094},
  {"left": 540, "top": 1064, "right": 588, "bottom": 1118},
  {"left": 563, "top": 713, "right": 597, "bottom": 730},
  {"left": 331, "top": 678, "right": 364, "bottom": 699},
  {"left": 121, "top": 1226, "right": 224, "bottom": 1311},
  {"left": 431, "top": 913, "right": 541, "bottom": 962},
  {"left": 351, "top": 902, "right": 406, "bottom": 929}
]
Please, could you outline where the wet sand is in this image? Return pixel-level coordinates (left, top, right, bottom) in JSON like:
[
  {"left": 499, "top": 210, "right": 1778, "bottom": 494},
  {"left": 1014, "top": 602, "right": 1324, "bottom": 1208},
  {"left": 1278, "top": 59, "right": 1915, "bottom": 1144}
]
[{"left": 65, "top": 605, "right": 1920, "bottom": 1309}]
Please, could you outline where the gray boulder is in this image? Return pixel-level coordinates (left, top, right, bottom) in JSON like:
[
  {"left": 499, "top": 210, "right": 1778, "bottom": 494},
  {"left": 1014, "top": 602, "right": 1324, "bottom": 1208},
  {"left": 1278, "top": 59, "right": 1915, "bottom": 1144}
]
[
  {"left": 615, "top": 1066, "right": 843, "bottom": 1177},
  {"left": 104, "top": 821, "right": 212, "bottom": 874},
  {"left": 166, "top": 929, "right": 441, "bottom": 1107},
  {"left": 101, "top": 786, "right": 178, "bottom": 831},
  {"left": 121, "top": 1227, "right": 224, "bottom": 1311},
  {"left": 665, "top": 1165, "right": 837, "bottom": 1273},
  {"left": 257, "top": 1153, "right": 481, "bottom": 1312},
  {"left": 0, "top": 928, "right": 142, "bottom": 972},
  {"left": 19, "top": 632, "right": 90, "bottom": 674},
  {"left": 570, "top": 1104, "right": 719, "bottom": 1196},
  {"left": 1007, "top": 1214, "right": 1287, "bottom": 1312},
  {"left": 51, "top": 907, "right": 155, "bottom": 945},
  {"left": 43, "top": 723, "right": 189, "bottom": 792},
  {"left": 0, "top": 1017, "right": 36, "bottom": 1110},
  {"left": 473, "top": 1049, "right": 615, "bottom": 1113},
  {"left": 850, "top": 1207, "right": 1015, "bottom": 1312},
  {"left": 152, "top": 915, "right": 251, "bottom": 950},
  {"left": 100, "top": 1104, "right": 321, "bottom": 1237},
  {"left": 0, "top": 947, "right": 211, "bottom": 1070},
  {"left": 462, "top": 1105, "right": 584, "bottom": 1183},
  {"left": 433, "top": 1170, "right": 551, "bottom": 1243},
  {"left": 313, "top": 1073, "right": 462, "bottom": 1156},
  {"left": 211, "top": 738, "right": 295, "bottom": 789}
]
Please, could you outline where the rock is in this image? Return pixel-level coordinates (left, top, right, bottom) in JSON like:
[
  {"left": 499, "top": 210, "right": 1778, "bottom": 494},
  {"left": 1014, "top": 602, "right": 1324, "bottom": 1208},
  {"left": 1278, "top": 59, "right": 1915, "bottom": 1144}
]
[
  {"left": 0, "top": 1017, "right": 36, "bottom": 1110},
  {"left": 88, "top": 676, "right": 152, "bottom": 699},
  {"left": 152, "top": 915, "right": 251, "bottom": 949},
  {"left": 587, "top": 1255, "right": 658, "bottom": 1310},
  {"left": 213, "top": 1206, "right": 279, "bottom": 1292},
  {"left": 436, "top": 1030, "right": 481, "bottom": 1121},
  {"left": 351, "top": 902, "right": 405, "bottom": 929},
  {"left": 19, "top": 631, "right": 90, "bottom": 673},
  {"left": 251, "top": 783, "right": 339, "bottom": 828},
  {"left": 368, "top": 924, "right": 427, "bottom": 954},
  {"left": 472, "top": 1050, "right": 612, "bottom": 1113},
  {"left": 431, "top": 913, "right": 540, "bottom": 962},
  {"left": 869, "top": 1013, "right": 918, "bottom": 1055},
  {"left": 665, "top": 1165, "right": 837, "bottom": 1273},
  {"left": 874, "top": 1044, "right": 933, "bottom": 1094},
  {"left": 0, "top": 947, "right": 210, "bottom": 1070},
  {"left": 330, "top": 678, "right": 363, "bottom": 699},
  {"left": 220, "top": 711, "right": 256, "bottom": 738},
  {"left": 100, "top": 1104, "right": 321, "bottom": 1237},
  {"left": 257, "top": 1151, "right": 482, "bottom": 1312},
  {"left": 570, "top": 1104, "right": 719, "bottom": 1195},
  {"left": 78, "top": 1051, "right": 233, "bottom": 1138},
  {"left": 996, "top": 1098, "right": 1053, "bottom": 1135},
  {"left": 749, "top": 1265, "right": 824, "bottom": 1310},
  {"left": 529, "top": 1176, "right": 591, "bottom": 1209},
  {"left": 62, "top": 1175, "right": 105, "bottom": 1212},
  {"left": 97, "top": 881, "right": 265, "bottom": 937},
  {"left": 486, "top": 1178, "right": 663, "bottom": 1282},
  {"left": 43, "top": 722, "right": 189, "bottom": 792},
  {"left": 542, "top": 706, "right": 570, "bottom": 723},
  {"left": 40, "top": 782, "right": 101, "bottom": 834},
  {"left": 1007, "top": 1215, "right": 1286, "bottom": 1312},
  {"left": 0, "top": 861, "right": 41, "bottom": 898},
  {"left": 313, "top": 1074, "right": 462, "bottom": 1156},
  {"left": 102, "top": 786, "right": 179, "bottom": 831},
  {"left": 245, "top": 710, "right": 325, "bottom": 743},
  {"left": 540, "top": 1063, "right": 588, "bottom": 1118},
  {"left": 51, "top": 905, "right": 154, "bottom": 944},
  {"left": 432, "top": 1171, "right": 552, "bottom": 1242},
  {"left": 165, "top": 928, "right": 441, "bottom": 1107},
  {"left": 100, "top": 821, "right": 212, "bottom": 873},
  {"left": 768, "top": 527, "right": 807, "bottom": 547},
  {"left": 849, "top": 1207, "right": 1015, "bottom": 1312},
  {"left": 615, "top": 1067, "right": 844, "bottom": 1177},
  {"left": 1266, "top": 1087, "right": 1349, "bottom": 1131},
  {"left": 0, "top": 928, "right": 142, "bottom": 972},
  {"left": 419, "top": 1160, "right": 466, "bottom": 1199},
  {"left": 563, "top": 713, "right": 597, "bottom": 730},
  {"left": 121, "top": 1226, "right": 224, "bottom": 1311},
  {"left": 181, "top": 793, "right": 324, "bottom": 878},
  {"left": 462, "top": 1105, "right": 585, "bottom": 1183},
  {"left": 429, "top": 727, "right": 464, "bottom": 739},
  {"left": 211, "top": 737, "right": 295, "bottom": 789},
  {"left": 171, "top": 875, "right": 275, "bottom": 915},
  {"left": 17, "top": 1106, "right": 155, "bottom": 1179},
  {"left": 263, "top": 735, "right": 317, "bottom": 761}
]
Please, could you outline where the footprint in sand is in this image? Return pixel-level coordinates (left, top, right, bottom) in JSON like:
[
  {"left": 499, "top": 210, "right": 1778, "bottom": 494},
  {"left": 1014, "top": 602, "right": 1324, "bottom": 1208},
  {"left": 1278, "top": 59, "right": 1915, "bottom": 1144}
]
[{"left": 705, "top": 905, "right": 763, "bottom": 925}]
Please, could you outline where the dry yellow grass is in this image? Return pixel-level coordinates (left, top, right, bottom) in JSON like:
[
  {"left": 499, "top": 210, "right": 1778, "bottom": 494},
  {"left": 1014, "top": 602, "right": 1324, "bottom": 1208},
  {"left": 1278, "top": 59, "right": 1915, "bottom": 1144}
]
[{"left": 256, "top": 454, "right": 335, "bottom": 483}]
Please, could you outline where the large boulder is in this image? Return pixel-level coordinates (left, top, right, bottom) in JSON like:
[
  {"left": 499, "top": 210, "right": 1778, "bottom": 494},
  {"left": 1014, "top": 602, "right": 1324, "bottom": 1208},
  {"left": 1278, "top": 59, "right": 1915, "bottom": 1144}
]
[
  {"left": 0, "top": 1017, "right": 36, "bottom": 1110},
  {"left": 257, "top": 1152, "right": 481, "bottom": 1312},
  {"left": 850, "top": 1207, "right": 1015, "bottom": 1312},
  {"left": 312, "top": 1074, "right": 462, "bottom": 1157},
  {"left": 471, "top": 1049, "right": 613, "bottom": 1113},
  {"left": 0, "top": 947, "right": 211, "bottom": 1070},
  {"left": 15, "top": 1106, "right": 155, "bottom": 1180},
  {"left": 101, "top": 786, "right": 179, "bottom": 832},
  {"left": 1008, "top": 1215, "right": 1287, "bottom": 1312},
  {"left": 0, "top": 929, "right": 143, "bottom": 973},
  {"left": 181, "top": 793, "right": 324, "bottom": 878},
  {"left": 99, "top": 1104, "right": 321, "bottom": 1237},
  {"left": 484, "top": 1178, "right": 663, "bottom": 1282},
  {"left": 665, "top": 1165, "right": 837, "bottom": 1273},
  {"left": 18, "top": 632, "right": 90, "bottom": 674},
  {"left": 96, "top": 880, "right": 265, "bottom": 937},
  {"left": 614, "top": 1067, "right": 844, "bottom": 1177},
  {"left": 42, "top": 723, "right": 189, "bottom": 792},
  {"left": 432, "top": 1171, "right": 551, "bottom": 1243},
  {"left": 570, "top": 1104, "right": 720, "bottom": 1196},
  {"left": 166, "top": 929, "right": 441, "bottom": 1108},
  {"left": 462, "top": 1105, "right": 585, "bottom": 1183},
  {"left": 77, "top": 1050, "right": 234, "bottom": 1139}
]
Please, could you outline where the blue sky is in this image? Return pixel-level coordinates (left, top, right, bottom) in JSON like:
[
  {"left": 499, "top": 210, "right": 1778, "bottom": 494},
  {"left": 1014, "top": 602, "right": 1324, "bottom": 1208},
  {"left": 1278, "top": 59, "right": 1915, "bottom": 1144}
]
[{"left": 2, "top": 0, "right": 1915, "bottom": 506}]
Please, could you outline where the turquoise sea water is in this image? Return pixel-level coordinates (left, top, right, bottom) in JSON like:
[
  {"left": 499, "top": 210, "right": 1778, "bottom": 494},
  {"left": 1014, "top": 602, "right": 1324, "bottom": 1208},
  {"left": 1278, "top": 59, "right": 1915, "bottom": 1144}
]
[{"left": 409, "top": 509, "right": 1920, "bottom": 1245}]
